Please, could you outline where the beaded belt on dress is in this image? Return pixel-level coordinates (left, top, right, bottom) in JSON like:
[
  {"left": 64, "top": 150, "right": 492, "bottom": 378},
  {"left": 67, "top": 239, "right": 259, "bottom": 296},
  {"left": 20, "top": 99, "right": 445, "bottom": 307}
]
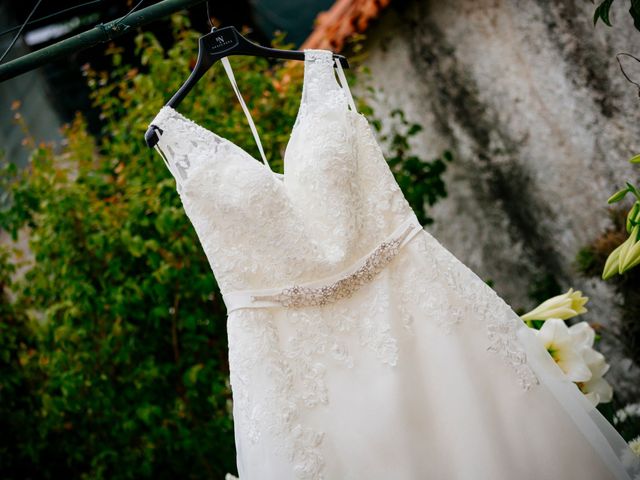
[{"left": 222, "top": 215, "right": 423, "bottom": 313}]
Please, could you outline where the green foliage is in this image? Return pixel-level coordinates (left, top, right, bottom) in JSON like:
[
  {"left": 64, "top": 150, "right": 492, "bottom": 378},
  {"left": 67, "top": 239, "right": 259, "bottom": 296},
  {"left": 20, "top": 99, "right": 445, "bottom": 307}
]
[
  {"left": 601, "top": 158, "right": 640, "bottom": 279},
  {"left": 0, "top": 15, "right": 449, "bottom": 479},
  {"left": 1, "top": 110, "right": 236, "bottom": 478},
  {"left": 576, "top": 160, "right": 640, "bottom": 431},
  {"left": 0, "top": 243, "right": 44, "bottom": 479},
  {"left": 593, "top": 0, "right": 640, "bottom": 31},
  {"left": 576, "top": 246, "right": 598, "bottom": 274},
  {"left": 526, "top": 272, "right": 562, "bottom": 307},
  {"left": 376, "top": 109, "right": 452, "bottom": 226}
]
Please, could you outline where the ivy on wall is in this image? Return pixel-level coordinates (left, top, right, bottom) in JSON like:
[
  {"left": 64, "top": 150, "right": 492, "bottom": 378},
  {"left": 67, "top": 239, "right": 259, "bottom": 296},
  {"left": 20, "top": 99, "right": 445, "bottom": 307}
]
[{"left": 593, "top": 0, "right": 640, "bottom": 31}]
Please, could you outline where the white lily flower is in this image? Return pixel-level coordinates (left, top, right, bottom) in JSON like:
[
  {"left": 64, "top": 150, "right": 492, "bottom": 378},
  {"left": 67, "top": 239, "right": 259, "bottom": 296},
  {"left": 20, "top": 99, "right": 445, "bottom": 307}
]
[
  {"left": 569, "top": 322, "right": 613, "bottom": 406},
  {"left": 533, "top": 320, "right": 613, "bottom": 405},
  {"left": 521, "top": 288, "right": 588, "bottom": 322},
  {"left": 567, "top": 321, "right": 596, "bottom": 350},
  {"left": 578, "top": 347, "right": 613, "bottom": 406},
  {"left": 534, "top": 318, "right": 592, "bottom": 382}
]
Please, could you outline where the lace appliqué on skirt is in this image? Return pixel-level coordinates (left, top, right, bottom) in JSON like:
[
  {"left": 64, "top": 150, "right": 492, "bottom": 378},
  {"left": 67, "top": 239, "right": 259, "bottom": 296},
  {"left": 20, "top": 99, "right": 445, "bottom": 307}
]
[{"left": 390, "top": 230, "right": 539, "bottom": 391}]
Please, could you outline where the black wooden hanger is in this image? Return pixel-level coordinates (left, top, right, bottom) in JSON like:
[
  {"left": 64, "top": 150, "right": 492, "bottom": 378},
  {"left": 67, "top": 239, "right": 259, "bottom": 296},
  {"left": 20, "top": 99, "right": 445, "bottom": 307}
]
[{"left": 144, "top": 25, "right": 350, "bottom": 148}]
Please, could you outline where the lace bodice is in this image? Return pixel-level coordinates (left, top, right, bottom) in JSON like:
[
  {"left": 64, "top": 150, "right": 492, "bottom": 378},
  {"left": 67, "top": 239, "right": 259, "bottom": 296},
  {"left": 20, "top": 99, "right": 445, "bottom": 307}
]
[{"left": 149, "top": 49, "right": 415, "bottom": 297}]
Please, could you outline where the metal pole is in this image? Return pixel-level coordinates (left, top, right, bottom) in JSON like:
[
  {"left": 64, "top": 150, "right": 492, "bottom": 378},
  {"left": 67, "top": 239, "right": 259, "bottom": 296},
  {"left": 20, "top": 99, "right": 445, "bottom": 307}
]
[{"left": 0, "top": 0, "right": 207, "bottom": 82}]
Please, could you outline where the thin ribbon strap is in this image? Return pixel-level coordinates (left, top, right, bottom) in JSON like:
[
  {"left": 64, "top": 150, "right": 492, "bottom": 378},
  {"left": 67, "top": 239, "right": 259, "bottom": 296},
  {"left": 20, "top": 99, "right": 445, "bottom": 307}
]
[
  {"left": 220, "top": 56, "right": 271, "bottom": 170},
  {"left": 334, "top": 57, "right": 357, "bottom": 112}
]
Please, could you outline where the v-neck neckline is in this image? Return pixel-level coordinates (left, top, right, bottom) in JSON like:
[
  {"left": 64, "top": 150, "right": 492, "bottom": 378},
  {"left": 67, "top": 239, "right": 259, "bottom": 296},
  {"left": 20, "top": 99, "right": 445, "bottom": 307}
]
[{"left": 163, "top": 49, "right": 332, "bottom": 182}]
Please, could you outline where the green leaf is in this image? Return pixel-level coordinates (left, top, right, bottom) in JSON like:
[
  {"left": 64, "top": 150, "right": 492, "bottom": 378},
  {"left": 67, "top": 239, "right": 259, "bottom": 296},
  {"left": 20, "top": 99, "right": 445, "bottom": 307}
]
[
  {"left": 630, "top": 0, "right": 640, "bottom": 31},
  {"left": 626, "top": 202, "right": 640, "bottom": 232},
  {"left": 626, "top": 181, "right": 640, "bottom": 200},
  {"left": 184, "top": 363, "right": 204, "bottom": 385},
  {"left": 407, "top": 124, "right": 423, "bottom": 136},
  {"left": 136, "top": 404, "right": 161, "bottom": 425},
  {"left": 629, "top": 153, "right": 640, "bottom": 164},
  {"left": 607, "top": 186, "right": 629, "bottom": 203},
  {"left": 594, "top": 0, "right": 615, "bottom": 26}
]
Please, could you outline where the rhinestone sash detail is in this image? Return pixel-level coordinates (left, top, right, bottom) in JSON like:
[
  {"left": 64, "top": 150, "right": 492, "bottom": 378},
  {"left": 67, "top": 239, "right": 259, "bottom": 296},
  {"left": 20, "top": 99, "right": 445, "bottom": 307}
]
[
  {"left": 222, "top": 215, "right": 423, "bottom": 313},
  {"left": 252, "top": 224, "right": 415, "bottom": 307}
]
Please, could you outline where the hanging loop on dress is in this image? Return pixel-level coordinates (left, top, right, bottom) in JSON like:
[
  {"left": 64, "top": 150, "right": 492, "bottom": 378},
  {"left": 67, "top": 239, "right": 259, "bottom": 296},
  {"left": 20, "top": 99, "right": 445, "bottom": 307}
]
[
  {"left": 220, "top": 56, "right": 273, "bottom": 173},
  {"left": 206, "top": 6, "right": 275, "bottom": 172},
  {"left": 153, "top": 135, "right": 184, "bottom": 195},
  {"left": 334, "top": 57, "right": 357, "bottom": 112}
]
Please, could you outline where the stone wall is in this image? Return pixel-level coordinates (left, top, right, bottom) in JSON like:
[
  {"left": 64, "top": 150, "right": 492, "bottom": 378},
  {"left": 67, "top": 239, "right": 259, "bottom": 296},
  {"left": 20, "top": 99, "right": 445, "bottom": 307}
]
[
  {"left": 0, "top": 5, "right": 63, "bottom": 170},
  {"left": 356, "top": 0, "right": 640, "bottom": 400}
]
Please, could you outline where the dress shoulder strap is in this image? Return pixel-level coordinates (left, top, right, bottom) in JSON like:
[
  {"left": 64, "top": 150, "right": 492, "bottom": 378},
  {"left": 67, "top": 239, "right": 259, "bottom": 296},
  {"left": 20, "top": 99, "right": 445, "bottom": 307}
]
[
  {"left": 220, "top": 56, "right": 271, "bottom": 170},
  {"left": 333, "top": 57, "right": 357, "bottom": 113}
]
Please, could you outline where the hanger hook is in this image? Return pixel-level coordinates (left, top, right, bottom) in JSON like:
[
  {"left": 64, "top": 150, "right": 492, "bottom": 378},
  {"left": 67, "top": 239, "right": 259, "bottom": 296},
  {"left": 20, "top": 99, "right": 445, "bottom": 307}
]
[{"left": 205, "top": 1, "right": 216, "bottom": 31}]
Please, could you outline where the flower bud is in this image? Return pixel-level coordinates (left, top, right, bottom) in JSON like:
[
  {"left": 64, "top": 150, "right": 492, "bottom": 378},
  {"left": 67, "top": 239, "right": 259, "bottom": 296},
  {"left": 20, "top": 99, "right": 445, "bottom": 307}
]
[
  {"left": 602, "top": 242, "right": 624, "bottom": 280},
  {"left": 521, "top": 288, "right": 588, "bottom": 322}
]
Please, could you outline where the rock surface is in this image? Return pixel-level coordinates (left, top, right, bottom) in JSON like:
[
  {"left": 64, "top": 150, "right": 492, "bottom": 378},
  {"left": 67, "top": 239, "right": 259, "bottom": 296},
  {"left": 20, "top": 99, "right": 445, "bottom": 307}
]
[{"left": 356, "top": 0, "right": 640, "bottom": 401}]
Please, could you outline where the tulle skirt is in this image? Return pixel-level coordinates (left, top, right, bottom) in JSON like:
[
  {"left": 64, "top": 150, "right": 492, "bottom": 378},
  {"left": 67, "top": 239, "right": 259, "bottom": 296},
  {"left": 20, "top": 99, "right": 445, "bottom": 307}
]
[{"left": 225, "top": 229, "right": 639, "bottom": 479}]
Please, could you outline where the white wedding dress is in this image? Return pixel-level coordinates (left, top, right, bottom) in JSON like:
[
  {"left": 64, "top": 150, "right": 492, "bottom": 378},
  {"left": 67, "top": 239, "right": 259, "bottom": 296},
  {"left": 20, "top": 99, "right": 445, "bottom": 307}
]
[{"left": 149, "top": 49, "right": 639, "bottom": 480}]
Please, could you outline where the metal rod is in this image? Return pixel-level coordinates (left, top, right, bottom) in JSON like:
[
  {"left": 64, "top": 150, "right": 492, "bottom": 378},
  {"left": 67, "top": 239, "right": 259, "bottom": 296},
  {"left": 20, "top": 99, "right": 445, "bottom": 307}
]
[
  {"left": 0, "top": 0, "right": 103, "bottom": 38},
  {"left": 0, "top": 0, "right": 207, "bottom": 82}
]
